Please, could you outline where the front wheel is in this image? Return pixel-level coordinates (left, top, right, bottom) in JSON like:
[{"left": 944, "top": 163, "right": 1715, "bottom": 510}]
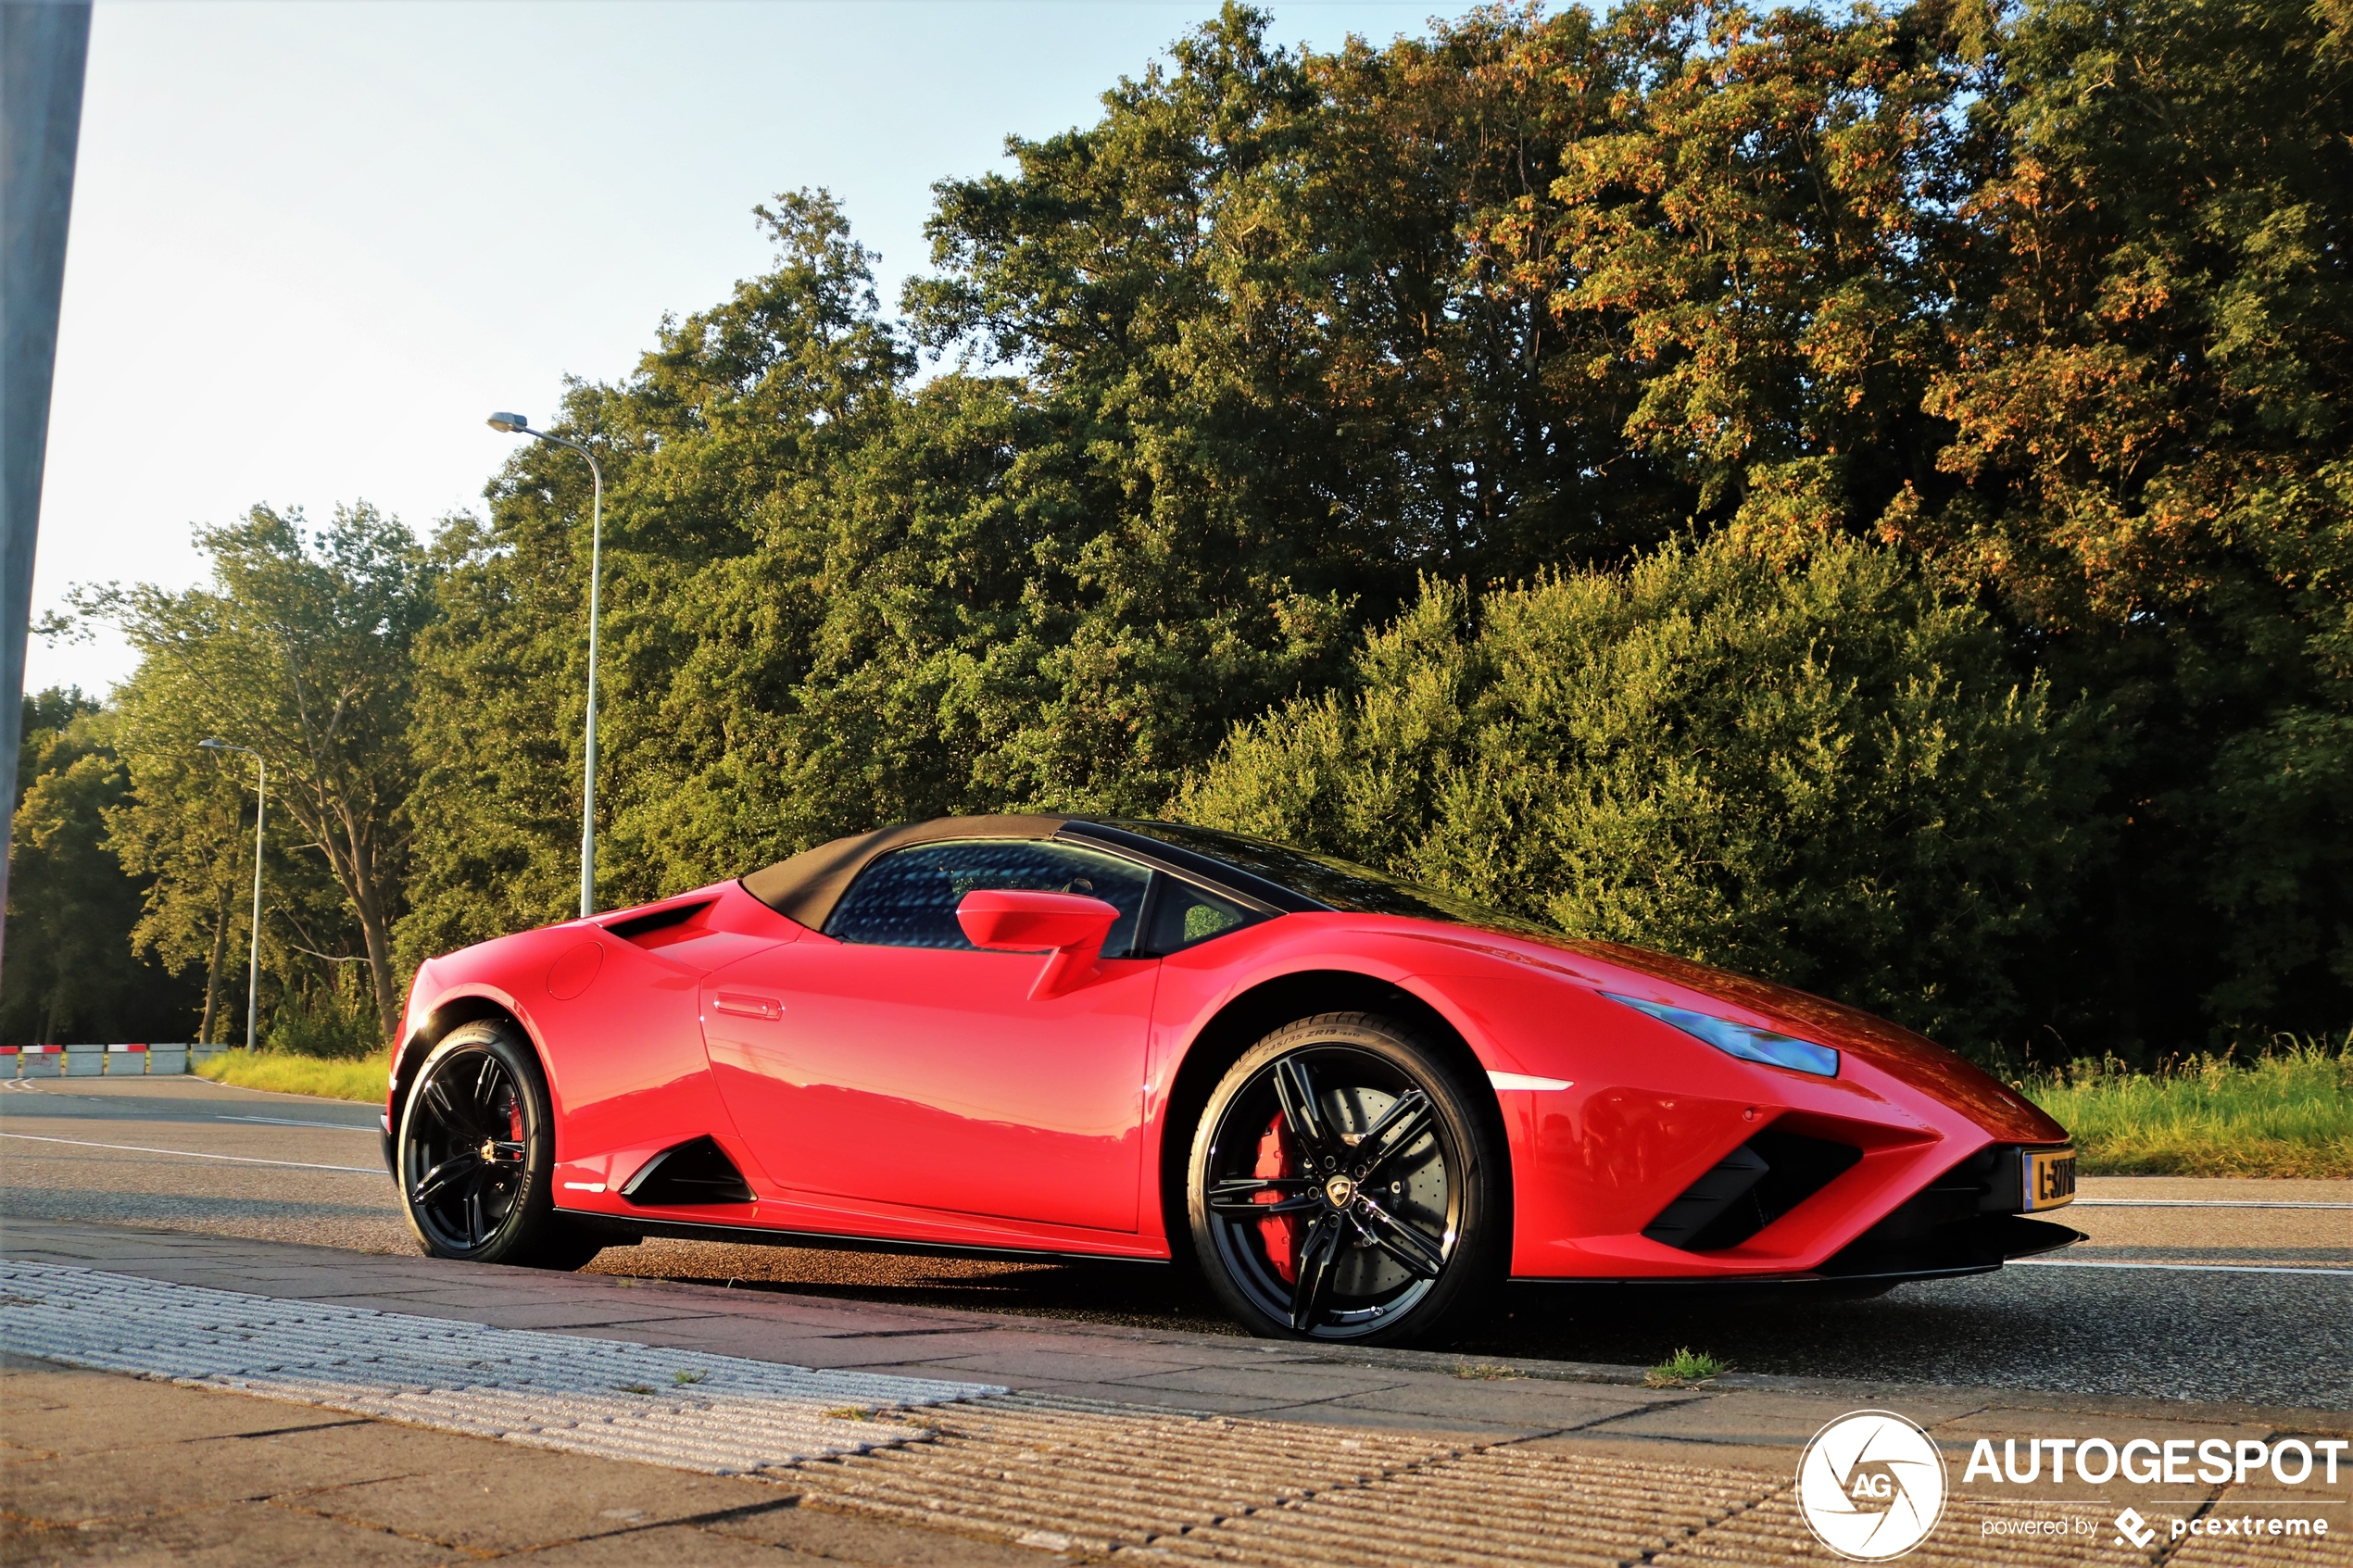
[
  {"left": 396, "top": 1021, "right": 602, "bottom": 1270},
  {"left": 1188, "top": 1013, "right": 1507, "bottom": 1346}
]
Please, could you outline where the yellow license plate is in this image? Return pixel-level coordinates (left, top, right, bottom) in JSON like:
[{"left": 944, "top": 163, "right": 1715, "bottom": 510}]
[{"left": 2024, "top": 1148, "right": 2077, "bottom": 1210}]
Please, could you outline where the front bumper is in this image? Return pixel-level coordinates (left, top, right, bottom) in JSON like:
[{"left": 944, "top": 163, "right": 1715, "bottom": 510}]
[{"left": 1554, "top": 1135, "right": 2088, "bottom": 1286}]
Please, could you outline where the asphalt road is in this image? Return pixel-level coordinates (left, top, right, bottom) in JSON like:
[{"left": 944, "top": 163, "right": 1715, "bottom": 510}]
[{"left": 4, "top": 1074, "right": 2346, "bottom": 1409}]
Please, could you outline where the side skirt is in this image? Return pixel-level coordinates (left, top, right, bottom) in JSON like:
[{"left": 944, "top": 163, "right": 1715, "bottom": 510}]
[{"left": 555, "top": 1208, "right": 1174, "bottom": 1269}]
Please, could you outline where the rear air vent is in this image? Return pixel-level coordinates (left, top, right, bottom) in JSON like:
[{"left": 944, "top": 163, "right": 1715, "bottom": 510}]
[
  {"left": 1644, "top": 1129, "right": 1862, "bottom": 1252},
  {"left": 619, "top": 1135, "right": 754, "bottom": 1206},
  {"left": 602, "top": 900, "right": 715, "bottom": 950}
]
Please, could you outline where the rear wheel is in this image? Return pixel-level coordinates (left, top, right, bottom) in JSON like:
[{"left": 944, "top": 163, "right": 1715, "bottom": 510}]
[
  {"left": 396, "top": 1021, "right": 602, "bottom": 1270},
  {"left": 1188, "top": 1013, "right": 1506, "bottom": 1346}
]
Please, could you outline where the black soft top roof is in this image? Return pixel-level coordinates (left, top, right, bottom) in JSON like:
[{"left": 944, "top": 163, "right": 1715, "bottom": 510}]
[{"left": 740, "top": 814, "right": 1532, "bottom": 935}]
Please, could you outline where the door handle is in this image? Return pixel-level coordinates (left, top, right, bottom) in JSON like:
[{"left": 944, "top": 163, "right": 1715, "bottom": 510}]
[{"left": 712, "top": 993, "right": 784, "bottom": 1021}]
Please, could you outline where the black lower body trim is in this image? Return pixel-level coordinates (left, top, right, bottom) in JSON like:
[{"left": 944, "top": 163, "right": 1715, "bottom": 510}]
[
  {"left": 555, "top": 1208, "right": 1172, "bottom": 1268},
  {"left": 1807, "top": 1212, "right": 2084, "bottom": 1283}
]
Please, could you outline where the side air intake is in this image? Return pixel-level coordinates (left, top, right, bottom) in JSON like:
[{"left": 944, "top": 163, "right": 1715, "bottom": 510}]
[
  {"left": 1643, "top": 1129, "right": 1862, "bottom": 1251},
  {"left": 619, "top": 1135, "right": 755, "bottom": 1206},
  {"left": 602, "top": 899, "right": 715, "bottom": 949}
]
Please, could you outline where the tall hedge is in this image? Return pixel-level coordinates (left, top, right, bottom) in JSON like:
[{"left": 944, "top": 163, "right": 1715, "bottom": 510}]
[{"left": 1182, "top": 534, "right": 2100, "bottom": 1056}]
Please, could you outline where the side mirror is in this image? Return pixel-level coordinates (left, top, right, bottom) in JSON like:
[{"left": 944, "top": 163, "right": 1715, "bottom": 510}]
[{"left": 957, "top": 889, "right": 1120, "bottom": 999}]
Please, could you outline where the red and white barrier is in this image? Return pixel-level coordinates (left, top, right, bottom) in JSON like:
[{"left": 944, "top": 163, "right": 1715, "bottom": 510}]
[{"left": 0, "top": 1044, "right": 201, "bottom": 1077}]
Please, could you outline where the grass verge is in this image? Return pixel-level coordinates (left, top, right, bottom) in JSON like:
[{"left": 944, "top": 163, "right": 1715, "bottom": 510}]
[
  {"left": 2017, "top": 1037, "right": 2351, "bottom": 1178},
  {"left": 194, "top": 1050, "right": 384, "bottom": 1103}
]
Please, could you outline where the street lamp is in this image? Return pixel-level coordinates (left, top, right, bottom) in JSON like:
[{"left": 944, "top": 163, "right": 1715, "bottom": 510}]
[
  {"left": 198, "top": 739, "right": 263, "bottom": 1050},
  {"left": 487, "top": 412, "right": 603, "bottom": 919}
]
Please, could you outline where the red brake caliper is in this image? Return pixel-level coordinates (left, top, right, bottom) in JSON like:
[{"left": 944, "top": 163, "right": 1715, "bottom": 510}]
[
  {"left": 1253, "top": 1113, "right": 1302, "bottom": 1283},
  {"left": 499, "top": 1087, "right": 524, "bottom": 1180}
]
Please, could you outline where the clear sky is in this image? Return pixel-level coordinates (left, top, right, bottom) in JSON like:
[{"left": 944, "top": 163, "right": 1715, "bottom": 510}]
[{"left": 31, "top": 0, "right": 1461, "bottom": 696}]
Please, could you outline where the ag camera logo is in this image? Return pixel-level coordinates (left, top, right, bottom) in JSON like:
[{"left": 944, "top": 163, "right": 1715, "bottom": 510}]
[{"left": 1797, "top": 1411, "right": 1949, "bottom": 1561}]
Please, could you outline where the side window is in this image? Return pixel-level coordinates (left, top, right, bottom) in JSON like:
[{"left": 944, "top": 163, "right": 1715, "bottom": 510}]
[
  {"left": 1141, "top": 879, "right": 1262, "bottom": 955},
  {"left": 825, "top": 841, "right": 1153, "bottom": 955}
]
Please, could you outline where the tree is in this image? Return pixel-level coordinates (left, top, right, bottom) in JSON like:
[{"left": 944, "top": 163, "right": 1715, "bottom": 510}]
[
  {"left": 1528, "top": 0, "right": 1974, "bottom": 538},
  {"left": 104, "top": 735, "right": 361, "bottom": 1047},
  {"left": 104, "top": 746, "right": 248, "bottom": 1044},
  {"left": 1181, "top": 533, "right": 2099, "bottom": 1055},
  {"left": 0, "top": 693, "right": 200, "bottom": 1045},
  {"left": 85, "top": 505, "right": 436, "bottom": 1044},
  {"left": 1883, "top": 0, "right": 2353, "bottom": 1041},
  {"left": 400, "top": 193, "right": 917, "bottom": 961}
]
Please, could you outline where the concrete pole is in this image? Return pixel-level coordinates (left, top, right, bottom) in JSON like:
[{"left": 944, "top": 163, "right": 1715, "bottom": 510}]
[
  {"left": 0, "top": 0, "right": 91, "bottom": 972},
  {"left": 577, "top": 452, "right": 600, "bottom": 920},
  {"left": 486, "top": 415, "right": 602, "bottom": 918},
  {"left": 245, "top": 756, "right": 262, "bottom": 1050}
]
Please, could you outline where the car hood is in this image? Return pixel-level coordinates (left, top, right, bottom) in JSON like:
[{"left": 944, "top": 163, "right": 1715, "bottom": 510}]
[{"left": 1478, "top": 929, "right": 2065, "bottom": 1143}]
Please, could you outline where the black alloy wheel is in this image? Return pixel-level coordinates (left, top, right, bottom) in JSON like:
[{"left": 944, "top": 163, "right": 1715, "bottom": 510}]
[
  {"left": 1189, "top": 1013, "right": 1505, "bottom": 1346},
  {"left": 396, "top": 1021, "right": 600, "bottom": 1269}
]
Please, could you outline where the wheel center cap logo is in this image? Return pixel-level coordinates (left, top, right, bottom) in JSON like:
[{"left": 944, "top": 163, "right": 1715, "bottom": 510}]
[
  {"left": 1324, "top": 1175, "right": 1356, "bottom": 1207},
  {"left": 1796, "top": 1410, "right": 1947, "bottom": 1560}
]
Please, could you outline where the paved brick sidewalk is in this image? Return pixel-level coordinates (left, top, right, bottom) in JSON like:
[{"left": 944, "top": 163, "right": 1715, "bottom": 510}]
[
  {"left": 3, "top": 1217, "right": 2347, "bottom": 1566},
  {"left": 1, "top": 1354, "right": 1043, "bottom": 1566}
]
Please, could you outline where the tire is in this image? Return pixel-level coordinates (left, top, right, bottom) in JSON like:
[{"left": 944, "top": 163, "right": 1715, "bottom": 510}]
[
  {"left": 1187, "top": 1012, "right": 1507, "bottom": 1346},
  {"left": 396, "top": 1021, "right": 603, "bottom": 1271}
]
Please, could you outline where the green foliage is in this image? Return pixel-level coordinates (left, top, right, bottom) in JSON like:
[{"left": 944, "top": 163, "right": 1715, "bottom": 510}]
[
  {"left": 1890, "top": 0, "right": 2353, "bottom": 1042},
  {"left": 402, "top": 194, "right": 924, "bottom": 960},
  {"left": 1183, "top": 533, "right": 2096, "bottom": 1053},
  {"left": 1543, "top": 0, "right": 1969, "bottom": 521},
  {"left": 263, "top": 963, "right": 380, "bottom": 1060},
  {"left": 1, "top": 693, "right": 201, "bottom": 1045},
  {"left": 2019, "top": 1036, "right": 2353, "bottom": 1176},
  {"left": 1645, "top": 1348, "right": 1730, "bottom": 1386},
  {"left": 86, "top": 504, "right": 436, "bottom": 1044},
  {"left": 398, "top": 10, "right": 1737, "bottom": 962}
]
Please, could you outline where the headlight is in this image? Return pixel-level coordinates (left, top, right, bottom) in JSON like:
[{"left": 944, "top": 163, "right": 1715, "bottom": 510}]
[{"left": 1603, "top": 993, "right": 1840, "bottom": 1077}]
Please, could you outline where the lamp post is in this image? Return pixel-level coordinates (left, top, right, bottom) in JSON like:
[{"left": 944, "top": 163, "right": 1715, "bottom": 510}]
[
  {"left": 487, "top": 413, "right": 603, "bottom": 919},
  {"left": 198, "top": 739, "right": 263, "bottom": 1050}
]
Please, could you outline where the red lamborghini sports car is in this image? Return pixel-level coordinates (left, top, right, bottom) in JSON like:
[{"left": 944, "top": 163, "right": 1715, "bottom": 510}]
[{"left": 386, "top": 815, "right": 2081, "bottom": 1344}]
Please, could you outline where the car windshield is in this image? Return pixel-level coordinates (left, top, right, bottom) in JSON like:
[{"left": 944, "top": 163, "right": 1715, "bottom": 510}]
[{"left": 1102, "top": 820, "right": 1557, "bottom": 936}]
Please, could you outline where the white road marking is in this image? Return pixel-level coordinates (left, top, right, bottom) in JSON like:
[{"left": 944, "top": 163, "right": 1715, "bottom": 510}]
[
  {"left": 216, "top": 1114, "right": 376, "bottom": 1131},
  {"left": 2013, "top": 1259, "right": 2353, "bottom": 1277},
  {"left": 0, "top": 1261, "right": 1000, "bottom": 1474},
  {"left": 0, "top": 1130, "right": 382, "bottom": 1174},
  {"left": 2072, "top": 1198, "right": 2353, "bottom": 1210}
]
